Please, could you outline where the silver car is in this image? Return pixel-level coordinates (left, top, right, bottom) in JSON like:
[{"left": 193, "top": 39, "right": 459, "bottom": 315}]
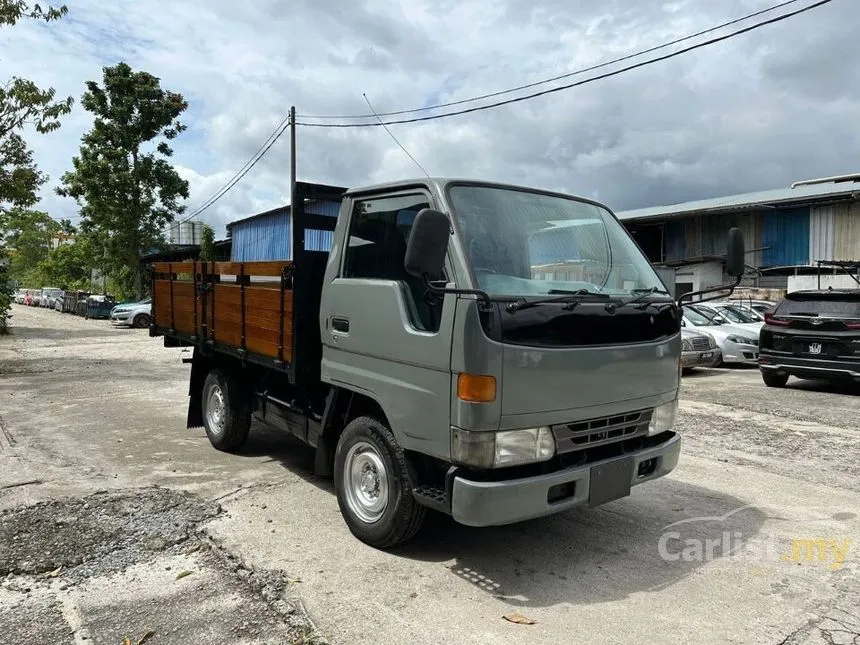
[
  {"left": 681, "top": 328, "right": 721, "bottom": 371},
  {"left": 681, "top": 306, "right": 759, "bottom": 365}
]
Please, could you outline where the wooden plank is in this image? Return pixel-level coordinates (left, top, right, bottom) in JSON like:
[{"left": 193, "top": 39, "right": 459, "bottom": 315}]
[
  {"left": 244, "top": 287, "right": 293, "bottom": 313},
  {"left": 210, "top": 261, "right": 292, "bottom": 277}
]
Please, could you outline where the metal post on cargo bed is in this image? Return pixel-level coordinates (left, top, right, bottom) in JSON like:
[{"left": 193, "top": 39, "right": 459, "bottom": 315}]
[
  {"left": 191, "top": 261, "right": 198, "bottom": 342},
  {"left": 168, "top": 262, "right": 175, "bottom": 333},
  {"left": 239, "top": 262, "right": 247, "bottom": 358},
  {"left": 208, "top": 261, "right": 217, "bottom": 344},
  {"left": 276, "top": 264, "right": 288, "bottom": 365}
]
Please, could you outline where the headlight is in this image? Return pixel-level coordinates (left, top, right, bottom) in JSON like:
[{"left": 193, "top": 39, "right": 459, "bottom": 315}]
[
  {"left": 726, "top": 335, "right": 755, "bottom": 345},
  {"left": 681, "top": 338, "right": 692, "bottom": 351},
  {"left": 648, "top": 399, "right": 678, "bottom": 436},
  {"left": 451, "top": 426, "right": 555, "bottom": 468}
]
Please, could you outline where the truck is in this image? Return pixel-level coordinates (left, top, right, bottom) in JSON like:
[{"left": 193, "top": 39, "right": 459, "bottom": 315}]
[{"left": 150, "top": 178, "right": 745, "bottom": 548}]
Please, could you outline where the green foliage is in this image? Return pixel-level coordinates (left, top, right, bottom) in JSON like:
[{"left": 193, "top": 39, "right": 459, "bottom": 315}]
[
  {"left": 1, "top": 207, "right": 59, "bottom": 280},
  {"left": 0, "top": 0, "right": 71, "bottom": 333},
  {"left": 199, "top": 223, "right": 214, "bottom": 261},
  {"left": 34, "top": 236, "right": 92, "bottom": 289},
  {"left": 0, "top": 1, "right": 67, "bottom": 25},
  {"left": 58, "top": 62, "right": 190, "bottom": 298}
]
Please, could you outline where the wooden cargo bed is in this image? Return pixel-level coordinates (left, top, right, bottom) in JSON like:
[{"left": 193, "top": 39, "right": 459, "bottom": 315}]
[{"left": 151, "top": 261, "right": 295, "bottom": 366}]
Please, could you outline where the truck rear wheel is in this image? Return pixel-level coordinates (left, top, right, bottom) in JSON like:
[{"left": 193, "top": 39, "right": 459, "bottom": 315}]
[
  {"left": 334, "top": 416, "right": 425, "bottom": 549},
  {"left": 201, "top": 368, "right": 251, "bottom": 452}
]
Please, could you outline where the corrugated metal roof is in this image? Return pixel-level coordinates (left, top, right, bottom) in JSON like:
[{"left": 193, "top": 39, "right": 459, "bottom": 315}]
[{"left": 616, "top": 181, "right": 860, "bottom": 222}]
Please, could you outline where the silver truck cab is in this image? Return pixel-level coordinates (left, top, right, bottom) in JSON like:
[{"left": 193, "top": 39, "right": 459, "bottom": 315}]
[{"left": 319, "top": 179, "right": 685, "bottom": 536}]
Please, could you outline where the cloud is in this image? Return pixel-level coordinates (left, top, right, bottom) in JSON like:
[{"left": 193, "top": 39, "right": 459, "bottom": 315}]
[{"left": 1, "top": 0, "right": 856, "bottom": 236}]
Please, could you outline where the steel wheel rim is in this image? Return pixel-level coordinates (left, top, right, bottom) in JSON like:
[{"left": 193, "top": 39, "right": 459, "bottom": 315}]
[
  {"left": 344, "top": 441, "right": 389, "bottom": 524},
  {"left": 206, "top": 384, "right": 226, "bottom": 436}
]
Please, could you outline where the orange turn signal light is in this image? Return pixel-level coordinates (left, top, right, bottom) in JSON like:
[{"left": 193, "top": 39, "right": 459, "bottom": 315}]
[{"left": 457, "top": 373, "right": 496, "bottom": 403}]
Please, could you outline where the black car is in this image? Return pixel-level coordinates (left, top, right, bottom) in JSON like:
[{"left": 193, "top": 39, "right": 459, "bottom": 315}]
[{"left": 758, "top": 289, "right": 860, "bottom": 387}]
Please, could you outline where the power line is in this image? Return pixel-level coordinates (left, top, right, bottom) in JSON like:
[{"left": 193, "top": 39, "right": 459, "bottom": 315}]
[
  {"left": 296, "top": 0, "right": 831, "bottom": 128},
  {"left": 298, "top": 0, "right": 804, "bottom": 121},
  {"left": 172, "top": 113, "right": 292, "bottom": 226}
]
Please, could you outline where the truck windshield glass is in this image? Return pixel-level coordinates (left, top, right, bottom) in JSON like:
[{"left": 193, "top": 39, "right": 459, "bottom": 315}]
[{"left": 448, "top": 185, "right": 665, "bottom": 297}]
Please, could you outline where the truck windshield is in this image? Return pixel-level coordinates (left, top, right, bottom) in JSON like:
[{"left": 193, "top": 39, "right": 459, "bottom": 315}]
[{"left": 447, "top": 185, "right": 665, "bottom": 297}]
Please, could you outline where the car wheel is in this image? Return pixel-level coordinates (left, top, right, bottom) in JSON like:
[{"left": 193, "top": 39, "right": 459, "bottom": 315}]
[
  {"left": 133, "top": 313, "right": 151, "bottom": 328},
  {"left": 334, "top": 416, "right": 426, "bottom": 549},
  {"left": 761, "top": 371, "right": 789, "bottom": 388},
  {"left": 201, "top": 369, "right": 251, "bottom": 452}
]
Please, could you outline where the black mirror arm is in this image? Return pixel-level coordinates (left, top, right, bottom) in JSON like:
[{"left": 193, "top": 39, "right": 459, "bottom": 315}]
[
  {"left": 677, "top": 274, "right": 743, "bottom": 307},
  {"left": 423, "top": 274, "right": 492, "bottom": 305}
]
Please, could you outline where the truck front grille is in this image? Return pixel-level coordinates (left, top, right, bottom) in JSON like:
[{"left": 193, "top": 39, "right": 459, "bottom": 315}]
[
  {"left": 552, "top": 409, "right": 653, "bottom": 454},
  {"left": 690, "top": 336, "right": 711, "bottom": 351}
]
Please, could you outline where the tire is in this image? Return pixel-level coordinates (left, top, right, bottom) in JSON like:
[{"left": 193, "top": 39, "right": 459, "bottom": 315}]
[
  {"left": 133, "top": 313, "right": 151, "bottom": 328},
  {"left": 762, "top": 371, "right": 789, "bottom": 388},
  {"left": 201, "top": 368, "right": 251, "bottom": 452},
  {"left": 334, "top": 416, "right": 426, "bottom": 549}
]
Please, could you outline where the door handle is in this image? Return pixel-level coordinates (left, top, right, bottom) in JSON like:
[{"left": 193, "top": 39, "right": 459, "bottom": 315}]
[{"left": 331, "top": 317, "right": 350, "bottom": 333}]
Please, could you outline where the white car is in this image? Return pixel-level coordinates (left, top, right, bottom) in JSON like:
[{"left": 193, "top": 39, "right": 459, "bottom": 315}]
[
  {"left": 681, "top": 306, "right": 759, "bottom": 365},
  {"left": 110, "top": 298, "right": 152, "bottom": 328},
  {"left": 687, "top": 302, "right": 763, "bottom": 335}
]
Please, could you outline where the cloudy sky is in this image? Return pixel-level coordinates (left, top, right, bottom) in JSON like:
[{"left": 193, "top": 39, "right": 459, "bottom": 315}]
[{"left": 2, "top": 0, "right": 857, "bottom": 236}]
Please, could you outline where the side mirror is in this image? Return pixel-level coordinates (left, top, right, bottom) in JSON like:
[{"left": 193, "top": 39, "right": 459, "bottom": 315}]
[
  {"left": 405, "top": 208, "right": 450, "bottom": 279},
  {"left": 713, "top": 315, "right": 726, "bottom": 324},
  {"left": 726, "top": 227, "right": 745, "bottom": 277}
]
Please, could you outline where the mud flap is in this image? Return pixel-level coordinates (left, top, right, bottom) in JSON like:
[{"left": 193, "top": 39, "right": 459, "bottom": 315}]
[{"left": 186, "top": 349, "right": 208, "bottom": 429}]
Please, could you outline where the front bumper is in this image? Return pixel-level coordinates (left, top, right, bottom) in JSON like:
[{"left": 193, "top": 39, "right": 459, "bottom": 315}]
[
  {"left": 760, "top": 353, "right": 860, "bottom": 381},
  {"left": 450, "top": 432, "right": 681, "bottom": 527},
  {"left": 721, "top": 340, "right": 758, "bottom": 364},
  {"left": 111, "top": 312, "right": 131, "bottom": 322},
  {"left": 681, "top": 348, "right": 721, "bottom": 368}
]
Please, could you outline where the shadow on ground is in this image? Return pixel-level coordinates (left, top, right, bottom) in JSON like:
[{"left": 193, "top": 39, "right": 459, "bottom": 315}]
[{"left": 235, "top": 424, "right": 769, "bottom": 608}]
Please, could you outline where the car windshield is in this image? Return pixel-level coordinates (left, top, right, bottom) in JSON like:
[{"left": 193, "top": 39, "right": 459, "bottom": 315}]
[
  {"left": 447, "top": 184, "right": 666, "bottom": 297},
  {"left": 777, "top": 297, "right": 860, "bottom": 318},
  {"left": 717, "top": 305, "right": 756, "bottom": 323},
  {"left": 683, "top": 307, "right": 717, "bottom": 326}
]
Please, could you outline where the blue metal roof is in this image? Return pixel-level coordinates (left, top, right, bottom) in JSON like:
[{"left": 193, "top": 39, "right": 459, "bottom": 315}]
[{"left": 616, "top": 180, "right": 860, "bottom": 223}]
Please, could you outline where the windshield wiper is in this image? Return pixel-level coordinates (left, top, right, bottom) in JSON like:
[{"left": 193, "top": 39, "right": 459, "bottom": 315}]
[
  {"left": 506, "top": 289, "right": 609, "bottom": 313},
  {"left": 605, "top": 287, "right": 673, "bottom": 313}
]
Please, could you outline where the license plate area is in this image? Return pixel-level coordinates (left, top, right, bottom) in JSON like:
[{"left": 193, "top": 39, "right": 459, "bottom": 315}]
[
  {"left": 588, "top": 457, "right": 633, "bottom": 507},
  {"left": 700, "top": 351, "right": 713, "bottom": 359}
]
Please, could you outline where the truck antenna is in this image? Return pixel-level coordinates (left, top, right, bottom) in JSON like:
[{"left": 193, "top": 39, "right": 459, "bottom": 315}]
[{"left": 362, "top": 93, "right": 432, "bottom": 180}]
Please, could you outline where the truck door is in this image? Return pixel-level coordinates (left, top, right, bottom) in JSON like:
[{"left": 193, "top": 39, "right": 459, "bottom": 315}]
[{"left": 320, "top": 188, "right": 456, "bottom": 460}]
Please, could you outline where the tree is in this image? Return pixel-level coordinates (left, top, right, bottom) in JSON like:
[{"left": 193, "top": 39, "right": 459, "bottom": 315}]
[
  {"left": 1, "top": 1, "right": 67, "bottom": 25},
  {"left": 2, "top": 208, "right": 60, "bottom": 281},
  {"left": 58, "top": 62, "right": 189, "bottom": 298},
  {"left": 34, "top": 235, "right": 91, "bottom": 289},
  {"left": 0, "top": 1, "right": 72, "bottom": 332},
  {"left": 199, "top": 223, "right": 214, "bottom": 262}
]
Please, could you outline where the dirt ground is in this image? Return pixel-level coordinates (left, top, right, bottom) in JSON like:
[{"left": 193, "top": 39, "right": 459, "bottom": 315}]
[{"left": 1, "top": 304, "right": 858, "bottom": 645}]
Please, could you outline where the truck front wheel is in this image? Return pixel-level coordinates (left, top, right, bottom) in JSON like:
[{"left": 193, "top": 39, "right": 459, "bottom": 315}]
[
  {"left": 334, "top": 416, "right": 426, "bottom": 549},
  {"left": 201, "top": 368, "right": 251, "bottom": 452}
]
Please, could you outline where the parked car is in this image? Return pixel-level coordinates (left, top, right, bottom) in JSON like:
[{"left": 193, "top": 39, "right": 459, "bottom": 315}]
[
  {"left": 681, "top": 306, "right": 759, "bottom": 365},
  {"left": 730, "top": 299, "right": 777, "bottom": 315},
  {"left": 28, "top": 289, "right": 42, "bottom": 307},
  {"left": 759, "top": 289, "right": 860, "bottom": 387},
  {"left": 681, "top": 328, "right": 721, "bottom": 371},
  {"left": 40, "top": 287, "right": 63, "bottom": 309},
  {"left": 698, "top": 301, "right": 765, "bottom": 332},
  {"left": 85, "top": 294, "right": 117, "bottom": 319},
  {"left": 110, "top": 298, "right": 152, "bottom": 328},
  {"left": 13, "top": 289, "right": 27, "bottom": 304}
]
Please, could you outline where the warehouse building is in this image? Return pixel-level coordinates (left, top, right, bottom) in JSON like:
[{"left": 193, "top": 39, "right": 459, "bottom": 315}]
[
  {"left": 617, "top": 173, "right": 860, "bottom": 298},
  {"left": 226, "top": 192, "right": 344, "bottom": 262}
]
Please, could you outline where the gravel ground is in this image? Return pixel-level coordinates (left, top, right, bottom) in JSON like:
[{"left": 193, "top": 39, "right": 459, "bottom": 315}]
[{"left": 1, "top": 304, "right": 858, "bottom": 645}]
